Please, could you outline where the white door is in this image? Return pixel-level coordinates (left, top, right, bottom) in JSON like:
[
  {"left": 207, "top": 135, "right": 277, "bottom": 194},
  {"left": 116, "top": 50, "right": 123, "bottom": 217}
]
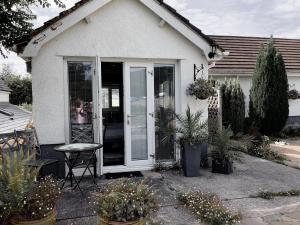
[{"left": 124, "top": 62, "right": 155, "bottom": 167}]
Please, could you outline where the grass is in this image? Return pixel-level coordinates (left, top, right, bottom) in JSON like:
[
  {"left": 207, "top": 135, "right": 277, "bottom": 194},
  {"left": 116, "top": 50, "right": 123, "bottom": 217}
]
[
  {"left": 178, "top": 191, "right": 241, "bottom": 225},
  {"left": 251, "top": 189, "right": 300, "bottom": 200}
]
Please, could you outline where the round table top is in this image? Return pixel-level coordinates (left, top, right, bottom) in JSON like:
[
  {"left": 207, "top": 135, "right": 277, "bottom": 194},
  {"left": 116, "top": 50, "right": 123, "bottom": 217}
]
[{"left": 54, "top": 143, "right": 103, "bottom": 153}]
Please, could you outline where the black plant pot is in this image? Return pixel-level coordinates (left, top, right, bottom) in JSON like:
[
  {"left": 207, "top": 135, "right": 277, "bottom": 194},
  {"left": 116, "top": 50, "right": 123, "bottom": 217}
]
[
  {"left": 212, "top": 159, "right": 233, "bottom": 174},
  {"left": 182, "top": 143, "right": 201, "bottom": 177},
  {"left": 200, "top": 143, "right": 209, "bottom": 168}
]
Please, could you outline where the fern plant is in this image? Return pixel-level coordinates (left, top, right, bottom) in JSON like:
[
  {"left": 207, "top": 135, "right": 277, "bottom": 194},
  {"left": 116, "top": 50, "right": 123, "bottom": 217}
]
[{"left": 176, "top": 105, "right": 208, "bottom": 146}]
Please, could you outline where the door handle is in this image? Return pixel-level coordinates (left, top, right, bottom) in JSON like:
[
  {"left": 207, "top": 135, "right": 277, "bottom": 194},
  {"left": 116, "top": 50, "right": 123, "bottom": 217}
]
[{"left": 127, "top": 114, "right": 137, "bottom": 118}]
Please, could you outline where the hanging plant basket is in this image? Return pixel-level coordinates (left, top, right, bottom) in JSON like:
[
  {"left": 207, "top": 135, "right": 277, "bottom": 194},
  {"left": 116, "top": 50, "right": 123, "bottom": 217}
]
[
  {"left": 288, "top": 89, "right": 300, "bottom": 100},
  {"left": 187, "top": 78, "right": 216, "bottom": 100}
]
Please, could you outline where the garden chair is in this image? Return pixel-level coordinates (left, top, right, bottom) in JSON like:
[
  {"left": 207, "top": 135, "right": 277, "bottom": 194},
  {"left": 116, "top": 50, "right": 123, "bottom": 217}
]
[{"left": 14, "top": 129, "right": 59, "bottom": 177}]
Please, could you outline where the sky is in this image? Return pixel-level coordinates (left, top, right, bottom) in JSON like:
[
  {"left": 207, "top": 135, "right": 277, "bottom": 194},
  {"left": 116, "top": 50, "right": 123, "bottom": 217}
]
[{"left": 1, "top": 0, "right": 300, "bottom": 75}]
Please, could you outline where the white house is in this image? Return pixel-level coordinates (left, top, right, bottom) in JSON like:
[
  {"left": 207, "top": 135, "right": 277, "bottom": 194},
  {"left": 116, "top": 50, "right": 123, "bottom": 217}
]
[
  {"left": 13, "top": 0, "right": 224, "bottom": 176},
  {"left": 209, "top": 35, "right": 300, "bottom": 123},
  {"left": 0, "top": 79, "right": 11, "bottom": 103}
]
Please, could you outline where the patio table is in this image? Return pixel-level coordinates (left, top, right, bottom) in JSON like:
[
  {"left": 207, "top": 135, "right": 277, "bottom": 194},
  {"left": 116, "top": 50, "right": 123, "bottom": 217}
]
[{"left": 54, "top": 143, "right": 103, "bottom": 193}]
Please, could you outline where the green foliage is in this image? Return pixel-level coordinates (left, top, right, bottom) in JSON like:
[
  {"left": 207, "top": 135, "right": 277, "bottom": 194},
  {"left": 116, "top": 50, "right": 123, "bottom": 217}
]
[
  {"left": 176, "top": 105, "right": 208, "bottom": 146},
  {"left": 282, "top": 124, "right": 300, "bottom": 137},
  {"left": 1, "top": 74, "right": 32, "bottom": 105},
  {"left": 187, "top": 78, "right": 216, "bottom": 100},
  {"left": 210, "top": 127, "right": 242, "bottom": 164},
  {"left": 90, "top": 178, "right": 157, "bottom": 222},
  {"left": 251, "top": 189, "right": 300, "bottom": 200},
  {"left": 19, "top": 103, "right": 32, "bottom": 112},
  {"left": 221, "top": 79, "right": 245, "bottom": 135},
  {"left": 178, "top": 191, "right": 241, "bottom": 225},
  {"left": 249, "top": 39, "right": 289, "bottom": 135},
  {"left": 247, "top": 136, "right": 286, "bottom": 163},
  {"left": 0, "top": 0, "right": 65, "bottom": 57}
]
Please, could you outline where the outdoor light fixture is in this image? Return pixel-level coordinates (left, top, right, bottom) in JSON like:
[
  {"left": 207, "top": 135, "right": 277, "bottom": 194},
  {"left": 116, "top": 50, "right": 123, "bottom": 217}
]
[
  {"left": 194, "top": 64, "right": 204, "bottom": 81},
  {"left": 208, "top": 44, "right": 217, "bottom": 59}
]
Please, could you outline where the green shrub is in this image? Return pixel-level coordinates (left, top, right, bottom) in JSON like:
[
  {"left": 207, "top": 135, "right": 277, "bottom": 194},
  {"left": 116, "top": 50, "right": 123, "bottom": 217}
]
[
  {"left": 178, "top": 191, "right": 241, "bottom": 225},
  {"left": 249, "top": 39, "right": 289, "bottom": 135},
  {"left": 90, "top": 178, "right": 157, "bottom": 222},
  {"left": 282, "top": 124, "right": 300, "bottom": 137},
  {"left": 247, "top": 136, "right": 286, "bottom": 163},
  {"left": 221, "top": 79, "right": 245, "bottom": 135}
]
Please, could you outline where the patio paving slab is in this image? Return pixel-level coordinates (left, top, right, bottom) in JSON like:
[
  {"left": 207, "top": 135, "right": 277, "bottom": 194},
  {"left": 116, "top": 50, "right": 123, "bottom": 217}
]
[{"left": 56, "top": 153, "right": 300, "bottom": 225}]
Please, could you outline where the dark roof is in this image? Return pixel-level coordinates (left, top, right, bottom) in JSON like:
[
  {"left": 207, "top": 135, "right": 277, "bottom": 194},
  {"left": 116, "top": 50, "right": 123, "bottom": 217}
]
[
  {"left": 0, "top": 103, "right": 32, "bottom": 134},
  {"left": 0, "top": 79, "right": 11, "bottom": 92},
  {"left": 15, "top": 0, "right": 221, "bottom": 53},
  {"left": 209, "top": 35, "right": 300, "bottom": 75}
]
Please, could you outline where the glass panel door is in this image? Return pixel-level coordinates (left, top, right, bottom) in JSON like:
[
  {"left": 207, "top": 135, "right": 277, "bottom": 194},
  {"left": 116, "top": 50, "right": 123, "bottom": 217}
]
[
  {"left": 154, "top": 64, "right": 175, "bottom": 160},
  {"left": 125, "top": 63, "right": 154, "bottom": 167},
  {"left": 68, "top": 61, "right": 95, "bottom": 143},
  {"left": 130, "top": 67, "right": 148, "bottom": 160}
]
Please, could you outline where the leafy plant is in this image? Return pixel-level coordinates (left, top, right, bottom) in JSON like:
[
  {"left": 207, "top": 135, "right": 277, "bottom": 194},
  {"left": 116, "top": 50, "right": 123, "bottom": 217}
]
[
  {"left": 0, "top": 154, "right": 60, "bottom": 223},
  {"left": 178, "top": 191, "right": 241, "bottom": 225},
  {"left": 249, "top": 38, "right": 289, "bottom": 135},
  {"left": 282, "top": 124, "right": 300, "bottom": 137},
  {"left": 288, "top": 89, "right": 300, "bottom": 100},
  {"left": 90, "top": 178, "right": 157, "bottom": 222},
  {"left": 209, "top": 127, "right": 241, "bottom": 164},
  {"left": 247, "top": 136, "right": 286, "bottom": 163},
  {"left": 176, "top": 105, "right": 208, "bottom": 146},
  {"left": 187, "top": 78, "right": 216, "bottom": 100}
]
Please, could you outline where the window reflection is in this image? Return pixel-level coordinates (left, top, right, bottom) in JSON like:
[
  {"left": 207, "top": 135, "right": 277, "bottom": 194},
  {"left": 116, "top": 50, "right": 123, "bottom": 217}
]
[{"left": 68, "top": 62, "right": 94, "bottom": 143}]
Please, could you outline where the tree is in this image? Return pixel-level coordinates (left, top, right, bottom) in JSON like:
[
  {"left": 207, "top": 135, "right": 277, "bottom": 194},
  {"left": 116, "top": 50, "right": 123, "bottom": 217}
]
[
  {"left": 249, "top": 39, "right": 289, "bottom": 135},
  {"left": 1, "top": 64, "right": 32, "bottom": 105},
  {"left": 221, "top": 79, "right": 245, "bottom": 135},
  {"left": 0, "top": 0, "right": 65, "bottom": 57}
]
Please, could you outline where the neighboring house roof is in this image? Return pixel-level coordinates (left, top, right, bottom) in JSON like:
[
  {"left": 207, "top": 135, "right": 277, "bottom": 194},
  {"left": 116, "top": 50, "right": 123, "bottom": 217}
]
[
  {"left": 209, "top": 35, "right": 300, "bottom": 75},
  {"left": 14, "top": 0, "right": 223, "bottom": 56},
  {"left": 0, "top": 79, "right": 11, "bottom": 92},
  {"left": 0, "top": 103, "right": 31, "bottom": 134}
]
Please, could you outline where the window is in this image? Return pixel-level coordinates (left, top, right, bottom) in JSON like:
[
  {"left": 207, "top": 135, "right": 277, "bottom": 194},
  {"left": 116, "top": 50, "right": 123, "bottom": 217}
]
[
  {"left": 102, "top": 87, "right": 121, "bottom": 109},
  {"left": 154, "top": 64, "right": 175, "bottom": 161}
]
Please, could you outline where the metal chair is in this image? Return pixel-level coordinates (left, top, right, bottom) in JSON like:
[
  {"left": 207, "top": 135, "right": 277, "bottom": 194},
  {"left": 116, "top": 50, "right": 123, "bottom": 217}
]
[{"left": 14, "top": 129, "right": 59, "bottom": 177}]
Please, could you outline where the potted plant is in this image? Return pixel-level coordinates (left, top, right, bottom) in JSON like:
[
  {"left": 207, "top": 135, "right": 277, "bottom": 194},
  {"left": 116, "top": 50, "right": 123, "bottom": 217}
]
[
  {"left": 210, "top": 127, "right": 238, "bottom": 174},
  {"left": 176, "top": 105, "right": 208, "bottom": 177},
  {"left": 90, "top": 178, "right": 157, "bottom": 225},
  {"left": 187, "top": 78, "right": 216, "bottom": 100},
  {"left": 0, "top": 157, "right": 61, "bottom": 225}
]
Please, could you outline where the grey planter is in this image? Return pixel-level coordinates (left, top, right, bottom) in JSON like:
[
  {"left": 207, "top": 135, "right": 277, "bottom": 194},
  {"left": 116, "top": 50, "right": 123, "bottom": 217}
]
[{"left": 182, "top": 143, "right": 201, "bottom": 177}]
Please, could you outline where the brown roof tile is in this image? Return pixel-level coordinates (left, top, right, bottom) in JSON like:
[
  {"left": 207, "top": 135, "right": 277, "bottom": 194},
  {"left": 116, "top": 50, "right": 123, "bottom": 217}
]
[{"left": 209, "top": 35, "right": 300, "bottom": 75}]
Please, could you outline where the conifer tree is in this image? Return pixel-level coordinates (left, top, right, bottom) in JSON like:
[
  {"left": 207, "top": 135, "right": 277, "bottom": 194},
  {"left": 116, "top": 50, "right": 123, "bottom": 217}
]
[{"left": 249, "top": 39, "right": 289, "bottom": 134}]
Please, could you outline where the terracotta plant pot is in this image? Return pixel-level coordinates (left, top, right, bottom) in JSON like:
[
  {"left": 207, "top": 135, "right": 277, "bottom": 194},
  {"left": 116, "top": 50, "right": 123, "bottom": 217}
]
[
  {"left": 10, "top": 209, "right": 57, "bottom": 225},
  {"left": 99, "top": 217, "right": 145, "bottom": 225}
]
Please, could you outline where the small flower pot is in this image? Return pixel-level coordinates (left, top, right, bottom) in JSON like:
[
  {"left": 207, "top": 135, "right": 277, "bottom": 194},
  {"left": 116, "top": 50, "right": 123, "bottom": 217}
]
[
  {"left": 212, "top": 159, "right": 233, "bottom": 174},
  {"left": 99, "top": 217, "right": 145, "bottom": 225},
  {"left": 10, "top": 209, "right": 57, "bottom": 225},
  {"left": 182, "top": 143, "right": 201, "bottom": 177}
]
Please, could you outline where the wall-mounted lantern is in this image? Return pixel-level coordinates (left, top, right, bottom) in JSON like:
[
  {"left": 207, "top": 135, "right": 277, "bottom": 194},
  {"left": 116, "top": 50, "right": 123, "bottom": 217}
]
[{"left": 208, "top": 44, "right": 217, "bottom": 59}]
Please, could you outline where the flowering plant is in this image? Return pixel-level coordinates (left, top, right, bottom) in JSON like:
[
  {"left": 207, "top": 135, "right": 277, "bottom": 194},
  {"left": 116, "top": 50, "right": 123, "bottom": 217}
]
[
  {"left": 187, "top": 78, "right": 216, "bottom": 100},
  {"left": 90, "top": 178, "right": 157, "bottom": 222},
  {"left": 178, "top": 191, "right": 241, "bottom": 225},
  {"left": 0, "top": 155, "right": 61, "bottom": 223}
]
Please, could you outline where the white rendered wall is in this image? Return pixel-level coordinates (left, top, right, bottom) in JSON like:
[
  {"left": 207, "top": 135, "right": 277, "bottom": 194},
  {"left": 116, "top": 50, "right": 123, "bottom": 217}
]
[
  {"left": 0, "top": 91, "right": 10, "bottom": 102},
  {"left": 212, "top": 73, "right": 300, "bottom": 117},
  {"left": 31, "top": 0, "right": 209, "bottom": 144}
]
